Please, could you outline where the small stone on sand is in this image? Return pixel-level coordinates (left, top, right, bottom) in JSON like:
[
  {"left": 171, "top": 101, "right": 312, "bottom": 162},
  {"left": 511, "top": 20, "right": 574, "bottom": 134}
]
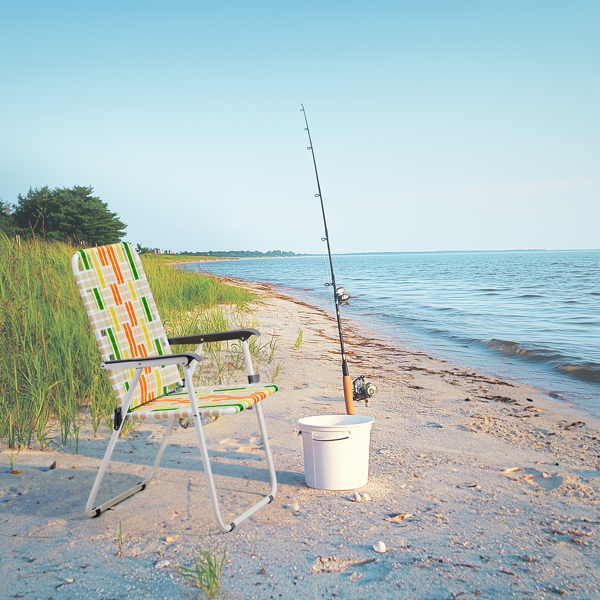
[{"left": 388, "top": 513, "right": 412, "bottom": 522}]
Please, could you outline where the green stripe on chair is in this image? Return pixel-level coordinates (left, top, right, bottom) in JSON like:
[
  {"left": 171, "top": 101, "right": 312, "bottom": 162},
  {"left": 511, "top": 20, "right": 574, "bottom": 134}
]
[
  {"left": 107, "top": 327, "right": 122, "bottom": 360},
  {"left": 92, "top": 288, "right": 104, "bottom": 311},
  {"left": 141, "top": 297, "right": 153, "bottom": 322},
  {"left": 78, "top": 250, "right": 91, "bottom": 270},
  {"left": 123, "top": 242, "right": 139, "bottom": 280}
]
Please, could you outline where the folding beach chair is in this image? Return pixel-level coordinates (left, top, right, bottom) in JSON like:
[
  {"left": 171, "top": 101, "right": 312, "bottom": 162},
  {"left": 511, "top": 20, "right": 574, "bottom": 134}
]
[{"left": 72, "top": 243, "right": 278, "bottom": 532}]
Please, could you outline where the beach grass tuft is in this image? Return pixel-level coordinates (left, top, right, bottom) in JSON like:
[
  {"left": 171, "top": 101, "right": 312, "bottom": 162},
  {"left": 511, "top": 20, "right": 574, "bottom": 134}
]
[
  {"left": 117, "top": 521, "right": 123, "bottom": 558},
  {"left": 293, "top": 325, "right": 303, "bottom": 348},
  {"left": 174, "top": 542, "right": 227, "bottom": 599}
]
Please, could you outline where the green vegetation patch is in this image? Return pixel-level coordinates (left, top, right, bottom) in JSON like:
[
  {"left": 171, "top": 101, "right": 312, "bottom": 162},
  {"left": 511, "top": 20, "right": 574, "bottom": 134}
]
[{"left": 0, "top": 235, "right": 254, "bottom": 448}]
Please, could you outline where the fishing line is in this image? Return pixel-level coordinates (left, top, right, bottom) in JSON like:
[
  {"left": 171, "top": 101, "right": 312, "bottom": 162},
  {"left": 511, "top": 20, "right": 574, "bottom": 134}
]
[
  {"left": 301, "top": 117, "right": 345, "bottom": 297},
  {"left": 299, "top": 105, "right": 378, "bottom": 410},
  {"left": 302, "top": 116, "right": 334, "bottom": 302},
  {"left": 300, "top": 103, "right": 355, "bottom": 414}
]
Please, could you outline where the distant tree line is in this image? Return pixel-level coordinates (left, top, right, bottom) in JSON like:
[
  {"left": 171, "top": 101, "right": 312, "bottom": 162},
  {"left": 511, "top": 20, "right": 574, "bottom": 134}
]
[
  {"left": 0, "top": 186, "right": 297, "bottom": 256},
  {"left": 0, "top": 186, "right": 126, "bottom": 245},
  {"left": 179, "top": 250, "right": 297, "bottom": 258}
]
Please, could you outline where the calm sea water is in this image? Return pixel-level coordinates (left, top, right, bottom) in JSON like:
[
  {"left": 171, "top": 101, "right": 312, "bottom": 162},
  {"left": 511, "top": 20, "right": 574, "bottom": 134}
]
[{"left": 188, "top": 251, "right": 600, "bottom": 415}]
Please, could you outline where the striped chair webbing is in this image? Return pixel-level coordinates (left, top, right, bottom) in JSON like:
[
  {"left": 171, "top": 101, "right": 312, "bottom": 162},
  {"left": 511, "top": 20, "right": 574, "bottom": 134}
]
[
  {"left": 73, "top": 243, "right": 181, "bottom": 409},
  {"left": 127, "top": 383, "right": 279, "bottom": 420}
]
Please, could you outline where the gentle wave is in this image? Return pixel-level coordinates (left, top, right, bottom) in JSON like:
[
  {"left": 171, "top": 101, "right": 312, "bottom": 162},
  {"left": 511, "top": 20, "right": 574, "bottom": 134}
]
[{"left": 484, "top": 339, "right": 600, "bottom": 383}]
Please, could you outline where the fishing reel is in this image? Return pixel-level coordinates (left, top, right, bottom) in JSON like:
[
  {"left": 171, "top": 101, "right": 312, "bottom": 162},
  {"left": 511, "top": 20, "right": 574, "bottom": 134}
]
[
  {"left": 336, "top": 286, "right": 350, "bottom": 305},
  {"left": 325, "top": 283, "right": 350, "bottom": 305},
  {"left": 353, "top": 375, "right": 377, "bottom": 407}
]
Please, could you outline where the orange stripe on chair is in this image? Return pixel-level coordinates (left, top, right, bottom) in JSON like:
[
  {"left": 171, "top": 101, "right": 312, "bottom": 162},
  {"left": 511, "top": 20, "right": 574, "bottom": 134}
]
[
  {"left": 139, "top": 375, "right": 147, "bottom": 404},
  {"left": 110, "top": 283, "right": 123, "bottom": 305},
  {"left": 125, "top": 301, "right": 138, "bottom": 327},
  {"left": 138, "top": 344, "right": 152, "bottom": 374},
  {"left": 123, "top": 323, "right": 137, "bottom": 358},
  {"left": 197, "top": 392, "right": 266, "bottom": 404},
  {"left": 106, "top": 245, "right": 124, "bottom": 284},
  {"left": 97, "top": 246, "right": 110, "bottom": 267}
]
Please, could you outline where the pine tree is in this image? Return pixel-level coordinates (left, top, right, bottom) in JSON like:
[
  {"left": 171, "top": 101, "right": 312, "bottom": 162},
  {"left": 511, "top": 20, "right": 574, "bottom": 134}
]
[{"left": 13, "top": 186, "right": 126, "bottom": 245}]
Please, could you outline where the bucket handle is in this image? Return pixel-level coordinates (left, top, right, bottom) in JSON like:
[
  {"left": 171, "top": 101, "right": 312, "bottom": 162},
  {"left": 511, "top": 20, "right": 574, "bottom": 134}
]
[{"left": 298, "top": 430, "right": 352, "bottom": 442}]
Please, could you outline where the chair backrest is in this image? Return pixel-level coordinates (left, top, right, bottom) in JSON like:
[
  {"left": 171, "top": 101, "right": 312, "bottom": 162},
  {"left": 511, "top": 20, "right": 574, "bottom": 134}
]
[{"left": 72, "top": 243, "right": 181, "bottom": 410}]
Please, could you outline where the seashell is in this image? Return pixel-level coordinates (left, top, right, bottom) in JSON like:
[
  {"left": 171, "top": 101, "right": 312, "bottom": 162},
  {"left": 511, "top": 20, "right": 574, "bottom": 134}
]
[
  {"left": 352, "top": 492, "right": 362, "bottom": 502},
  {"left": 501, "top": 467, "right": 521, "bottom": 474},
  {"left": 542, "top": 472, "right": 550, "bottom": 479},
  {"left": 292, "top": 501, "right": 300, "bottom": 513},
  {"left": 373, "top": 541, "right": 387, "bottom": 553},
  {"left": 361, "top": 492, "right": 372, "bottom": 501}
]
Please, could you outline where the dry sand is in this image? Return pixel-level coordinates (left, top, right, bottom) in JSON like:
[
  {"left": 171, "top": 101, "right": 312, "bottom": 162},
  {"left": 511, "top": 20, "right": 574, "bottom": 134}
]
[{"left": 2, "top": 281, "right": 600, "bottom": 600}]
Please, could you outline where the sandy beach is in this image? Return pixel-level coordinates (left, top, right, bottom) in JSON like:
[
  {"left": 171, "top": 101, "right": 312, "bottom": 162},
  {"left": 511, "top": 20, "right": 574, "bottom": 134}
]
[{"left": 2, "top": 280, "right": 599, "bottom": 600}]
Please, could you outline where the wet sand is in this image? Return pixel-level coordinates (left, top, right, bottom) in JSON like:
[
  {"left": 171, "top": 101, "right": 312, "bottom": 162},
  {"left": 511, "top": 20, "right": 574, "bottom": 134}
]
[{"left": 2, "top": 280, "right": 599, "bottom": 599}]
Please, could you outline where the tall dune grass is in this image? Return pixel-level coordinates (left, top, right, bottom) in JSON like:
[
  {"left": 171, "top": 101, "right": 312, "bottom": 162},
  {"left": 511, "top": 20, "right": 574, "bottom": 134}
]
[
  {"left": 141, "top": 254, "right": 250, "bottom": 322},
  {"left": 0, "top": 236, "right": 254, "bottom": 448}
]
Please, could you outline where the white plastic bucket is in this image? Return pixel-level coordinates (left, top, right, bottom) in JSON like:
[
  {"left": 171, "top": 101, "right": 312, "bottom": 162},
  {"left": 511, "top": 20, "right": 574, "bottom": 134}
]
[{"left": 298, "top": 415, "right": 374, "bottom": 490}]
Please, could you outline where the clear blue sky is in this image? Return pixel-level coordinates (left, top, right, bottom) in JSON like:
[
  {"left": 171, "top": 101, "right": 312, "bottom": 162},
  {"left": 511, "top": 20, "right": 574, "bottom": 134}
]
[{"left": 1, "top": 0, "right": 598, "bottom": 253}]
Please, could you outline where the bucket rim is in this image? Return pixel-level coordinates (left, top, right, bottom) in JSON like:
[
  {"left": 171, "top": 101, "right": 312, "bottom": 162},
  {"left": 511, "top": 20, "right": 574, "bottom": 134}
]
[{"left": 298, "top": 414, "right": 374, "bottom": 430}]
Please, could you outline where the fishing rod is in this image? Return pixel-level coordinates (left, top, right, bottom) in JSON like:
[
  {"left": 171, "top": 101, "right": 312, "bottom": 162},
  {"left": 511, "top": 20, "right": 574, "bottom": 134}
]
[{"left": 301, "top": 104, "right": 356, "bottom": 415}]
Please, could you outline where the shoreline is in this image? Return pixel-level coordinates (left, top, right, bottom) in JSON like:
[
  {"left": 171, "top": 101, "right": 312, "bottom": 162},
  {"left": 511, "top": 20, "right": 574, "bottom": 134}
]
[
  {"left": 2, "top": 278, "right": 599, "bottom": 598},
  {"left": 219, "top": 273, "right": 600, "bottom": 423},
  {"left": 244, "top": 275, "right": 600, "bottom": 427}
]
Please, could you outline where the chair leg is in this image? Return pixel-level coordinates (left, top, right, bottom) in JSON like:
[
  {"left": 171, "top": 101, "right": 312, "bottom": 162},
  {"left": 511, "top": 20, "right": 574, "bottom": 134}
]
[
  {"left": 85, "top": 417, "right": 175, "bottom": 517},
  {"left": 254, "top": 401, "right": 277, "bottom": 500},
  {"left": 190, "top": 402, "right": 277, "bottom": 533}
]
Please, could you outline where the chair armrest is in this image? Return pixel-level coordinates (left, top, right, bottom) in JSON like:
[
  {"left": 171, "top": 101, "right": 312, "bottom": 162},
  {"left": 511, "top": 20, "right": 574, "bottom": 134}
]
[
  {"left": 168, "top": 328, "right": 260, "bottom": 345},
  {"left": 100, "top": 353, "right": 202, "bottom": 371}
]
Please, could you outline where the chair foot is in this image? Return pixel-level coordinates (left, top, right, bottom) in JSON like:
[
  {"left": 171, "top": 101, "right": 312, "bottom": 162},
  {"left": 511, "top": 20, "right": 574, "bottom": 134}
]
[{"left": 85, "top": 420, "right": 174, "bottom": 518}]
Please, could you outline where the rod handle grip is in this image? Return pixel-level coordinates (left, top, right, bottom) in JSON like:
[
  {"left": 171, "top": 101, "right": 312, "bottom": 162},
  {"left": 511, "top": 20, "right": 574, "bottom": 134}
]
[{"left": 343, "top": 375, "right": 354, "bottom": 415}]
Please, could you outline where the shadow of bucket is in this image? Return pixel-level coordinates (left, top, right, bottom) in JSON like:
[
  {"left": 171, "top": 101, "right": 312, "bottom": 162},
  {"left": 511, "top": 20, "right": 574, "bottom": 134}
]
[{"left": 298, "top": 415, "right": 374, "bottom": 490}]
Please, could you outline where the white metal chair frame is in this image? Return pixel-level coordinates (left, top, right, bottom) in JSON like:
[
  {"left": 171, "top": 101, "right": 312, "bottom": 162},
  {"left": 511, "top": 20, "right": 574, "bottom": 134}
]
[{"left": 86, "top": 331, "right": 277, "bottom": 533}]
